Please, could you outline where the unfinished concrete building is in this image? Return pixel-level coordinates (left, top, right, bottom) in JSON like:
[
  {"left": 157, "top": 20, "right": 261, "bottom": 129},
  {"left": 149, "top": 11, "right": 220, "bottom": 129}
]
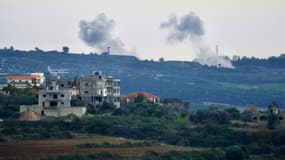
[
  {"left": 79, "top": 72, "right": 120, "bottom": 107},
  {"left": 20, "top": 75, "right": 86, "bottom": 118}
]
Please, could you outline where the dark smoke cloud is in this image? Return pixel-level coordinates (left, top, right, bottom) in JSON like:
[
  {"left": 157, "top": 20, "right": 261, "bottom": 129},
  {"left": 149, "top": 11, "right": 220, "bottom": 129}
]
[
  {"left": 160, "top": 12, "right": 204, "bottom": 43},
  {"left": 160, "top": 12, "right": 233, "bottom": 68},
  {"left": 79, "top": 13, "right": 126, "bottom": 53}
]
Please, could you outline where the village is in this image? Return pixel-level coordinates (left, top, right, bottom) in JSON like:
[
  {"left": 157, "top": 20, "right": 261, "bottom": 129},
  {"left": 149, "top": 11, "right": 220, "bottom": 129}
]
[
  {"left": 1, "top": 69, "right": 160, "bottom": 121},
  {"left": 0, "top": 68, "right": 284, "bottom": 130},
  {"left": 1, "top": 69, "right": 285, "bottom": 160}
]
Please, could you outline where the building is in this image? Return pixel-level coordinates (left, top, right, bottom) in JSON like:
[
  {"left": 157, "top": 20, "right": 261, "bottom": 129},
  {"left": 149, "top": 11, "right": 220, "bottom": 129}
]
[
  {"left": 5, "top": 72, "right": 45, "bottom": 89},
  {"left": 46, "top": 77, "right": 79, "bottom": 97},
  {"left": 20, "top": 75, "right": 86, "bottom": 118},
  {"left": 39, "top": 76, "right": 71, "bottom": 108},
  {"left": 106, "top": 76, "right": 120, "bottom": 107},
  {"left": 250, "top": 106, "right": 285, "bottom": 126},
  {"left": 122, "top": 91, "right": 160, "bottom": 103},
  {"left": 79, "top": 72, "right": 120, "bottom": 107}
]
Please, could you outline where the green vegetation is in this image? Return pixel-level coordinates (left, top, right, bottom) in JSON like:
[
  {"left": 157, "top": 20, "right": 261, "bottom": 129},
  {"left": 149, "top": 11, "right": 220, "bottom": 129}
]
[
  {"left": 1, "top": 94, "right": 285, "bottom": 159},
  {"left": 0, "top": 86, "right": 38, "bottom": 118},
  {"left": 2, "top": 49, "right": 285, "bottom": 106},
  {"left": 77, "top": 141, "right": 159, "bottom": 148},
  {"left": 41, "top": 152, "right": 122, "bottom": 160}
]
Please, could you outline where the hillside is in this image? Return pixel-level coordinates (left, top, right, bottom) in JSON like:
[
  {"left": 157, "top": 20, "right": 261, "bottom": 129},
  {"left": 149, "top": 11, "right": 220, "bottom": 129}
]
[{"left": 1, "top": 48, "right": 285, "bottom": 107}]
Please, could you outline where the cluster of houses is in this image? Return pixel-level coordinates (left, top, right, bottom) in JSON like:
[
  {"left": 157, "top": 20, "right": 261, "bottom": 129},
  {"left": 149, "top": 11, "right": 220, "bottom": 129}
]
[
  {"left": 250, "top": 105, "right": 285, "bottom": 126},
  {"left": 3, "top": 72, "right": 160, "bottom": 121}
]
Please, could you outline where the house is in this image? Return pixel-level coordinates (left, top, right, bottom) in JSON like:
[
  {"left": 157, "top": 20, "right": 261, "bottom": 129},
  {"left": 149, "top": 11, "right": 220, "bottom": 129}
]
[
  {"left": 20, "top": 75, "right": 86, "bottom": 118},
  {"left": 122, "top": 91, "right": 160, "bottom": 103},
  {"left": 79, "top": 72, "right": 120, "bottom": 107},
  {"left": 64, "top": 88, "right": 79, "bottom": 97},
  {"left": 250, "top": 106, "right": 285, "bottom": 126},
  {"left": 5, "top": 72, "right": 45, "bottom": 89}
]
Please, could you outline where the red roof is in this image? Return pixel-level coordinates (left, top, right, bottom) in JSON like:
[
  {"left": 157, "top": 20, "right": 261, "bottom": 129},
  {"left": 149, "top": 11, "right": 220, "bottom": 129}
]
[
  {"left": 5, "top": 75, "right": 40, "bottom": 79},
  {"left": 122, "top": 91, "right": 159, "bottom": 99}
]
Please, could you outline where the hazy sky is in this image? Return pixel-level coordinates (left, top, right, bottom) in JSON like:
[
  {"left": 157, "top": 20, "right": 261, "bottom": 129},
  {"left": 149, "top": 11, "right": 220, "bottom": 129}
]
[{"left": 0, "top": 0, "right": 285, "bottom": 61}]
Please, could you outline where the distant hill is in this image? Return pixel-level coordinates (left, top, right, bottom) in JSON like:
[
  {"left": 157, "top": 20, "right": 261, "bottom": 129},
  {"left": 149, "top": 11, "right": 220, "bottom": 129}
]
[{"left": 1, "top": 48, "right": 285, "bottom": 108}]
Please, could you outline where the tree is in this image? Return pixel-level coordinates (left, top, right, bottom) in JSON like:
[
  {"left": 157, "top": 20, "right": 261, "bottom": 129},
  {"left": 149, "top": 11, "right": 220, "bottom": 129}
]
[
  {"left": 159, "top": 57, "right": 164, "bottom": 62},
  {"left": 245, "top": 105, "right": 258, "bottom": 113},
  {"left": 225, "top": 107, "right": 241, "bottom": 120},
  {"left": 225, "top": 146, "right": 246, "bottom": 160},
  {"left": 267, "top": 102, "right": 280, "bottom": 129},
  {"left": 134, "top": 94, "right": 145, "bottom": 103},
  {"left": 62, "top": 46, "right": 69, "bottom": 54}
]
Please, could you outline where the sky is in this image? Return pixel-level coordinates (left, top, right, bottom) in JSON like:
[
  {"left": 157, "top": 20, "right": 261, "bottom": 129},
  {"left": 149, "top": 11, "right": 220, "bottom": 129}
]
[{"left": 0, "top": 0, "right": 285, "bottom": 61}]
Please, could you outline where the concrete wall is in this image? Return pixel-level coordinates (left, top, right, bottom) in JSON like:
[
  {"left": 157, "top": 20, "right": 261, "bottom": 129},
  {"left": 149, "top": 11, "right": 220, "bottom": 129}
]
[
  {"left": 20, "top": 105, "right": 87, "bottom": 117},
  {"left": 39, "top": 90, "right": 71, "bottom": 108},
  {"left": 251, "top": 112, "right": 285, "bottom": 125},
  {"left": 44, "top": 107, "right": 87, "bottom": 117}
]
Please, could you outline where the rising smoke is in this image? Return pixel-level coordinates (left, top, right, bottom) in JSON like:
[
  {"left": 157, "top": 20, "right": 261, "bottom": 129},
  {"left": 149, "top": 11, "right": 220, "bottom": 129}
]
[
  {"left": 160, "top": 12, "right": 233, "bottom": 68},
  {"left": 79, "top": 13, "right": 127, "bottom": 53}
]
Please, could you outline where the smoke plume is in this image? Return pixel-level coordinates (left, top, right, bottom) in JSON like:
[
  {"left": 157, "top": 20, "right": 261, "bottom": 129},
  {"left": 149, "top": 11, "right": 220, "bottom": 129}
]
[
  {"left": 160, "top": 12, "right": 233, "bottom": 68},
  {"left": 79, "top": 13, "right": 126, "bottom": 53}
]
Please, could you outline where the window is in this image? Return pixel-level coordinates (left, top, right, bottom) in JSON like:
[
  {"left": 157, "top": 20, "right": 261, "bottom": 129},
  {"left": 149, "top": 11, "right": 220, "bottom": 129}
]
[
  {"left": 53, "top": 94, "right": 58, "bottom": 99},
  {"left": 61, "top": 102, "right": 64, "bottom": 105},
  {"left": 260, "top": 116, "right": 267, "bottom": 121},
  {"left": 50, "top": 101, "right": 57, "bottom": 107},
  {"left": 85, "top": 83, "right": 88, "bottom": 86},
  {"left": 61, "top": 84, "right": 64, "bottom": 87},
  {"left": 84, "top": 91, "right": 89, "bottom": 94},
  {"left": 43, "top": 94, "right": 46, "bottom": 97},
  {"left": 61, "top": 94, "right": 64, "bottom": 97}
]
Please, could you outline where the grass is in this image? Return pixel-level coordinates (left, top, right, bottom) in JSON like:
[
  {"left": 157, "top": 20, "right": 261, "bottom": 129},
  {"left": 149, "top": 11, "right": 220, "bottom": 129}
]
[{"left": 220, "top": 82, "right": 285, "bottom": 92}]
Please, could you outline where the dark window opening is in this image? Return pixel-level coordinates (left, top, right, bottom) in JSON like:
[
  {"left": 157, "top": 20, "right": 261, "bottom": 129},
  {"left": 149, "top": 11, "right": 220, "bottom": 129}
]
[
  {"left": 53, "top": 94, "right": 58, "bottom": 99},
  {"left": 95, "top": 96, "right": 102, "bottom": 102},
  {"left": 61, "top": 94, "right": 64, "bottom": 97},
  {"left": 43, "top": 94, "right": 46, "bottom": 97},
  {"left": 50, "top": 101, "right": 57, "bottom": 107},
  {"left": 279, "top": 117, "right": 283, "bottom": 121},
  {"left": 260, "top": 116, "right": 267, "bottom": 121}
]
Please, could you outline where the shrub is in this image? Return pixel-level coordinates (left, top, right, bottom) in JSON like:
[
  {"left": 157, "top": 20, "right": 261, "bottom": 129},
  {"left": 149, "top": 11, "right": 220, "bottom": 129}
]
[{"left": 225, "top": 146, "right": 247, "bottom": 160}]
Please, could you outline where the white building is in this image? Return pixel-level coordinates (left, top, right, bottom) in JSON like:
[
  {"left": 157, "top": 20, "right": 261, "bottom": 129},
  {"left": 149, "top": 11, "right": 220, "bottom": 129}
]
[
  {"left": 20, "top": 75, "right": 86, "bottom": 118},
  {"left": 5, "top": 72, "right": 45, "bottom": 88}
]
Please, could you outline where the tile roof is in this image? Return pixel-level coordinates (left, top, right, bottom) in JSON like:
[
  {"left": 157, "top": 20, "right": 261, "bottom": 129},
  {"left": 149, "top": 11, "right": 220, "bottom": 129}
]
[{"left": 5, "top": 75, "right": 40, "bottom": 79}]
